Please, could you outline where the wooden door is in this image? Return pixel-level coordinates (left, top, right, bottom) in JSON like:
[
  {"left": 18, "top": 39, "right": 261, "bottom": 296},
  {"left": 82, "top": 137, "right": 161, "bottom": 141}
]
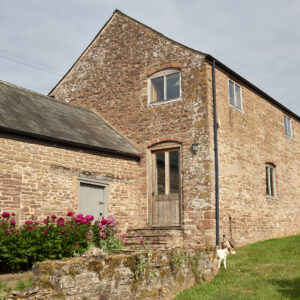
[
  {"left": 78, "top": 181, "right": 108, "bottom": 220},
  {"left": 152, "top": 149, "right": 180, "bottom": 226}
]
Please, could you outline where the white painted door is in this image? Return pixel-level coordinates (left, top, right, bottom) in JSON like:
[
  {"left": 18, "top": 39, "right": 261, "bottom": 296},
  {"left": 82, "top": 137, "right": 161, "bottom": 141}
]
[{"left": 78, "top": 181, "right": 108, "bottom": 220}]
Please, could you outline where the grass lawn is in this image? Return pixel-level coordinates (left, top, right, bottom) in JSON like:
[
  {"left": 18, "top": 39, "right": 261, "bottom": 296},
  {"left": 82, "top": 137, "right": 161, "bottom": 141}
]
[
  {"left": 0, "top": 273, "right": 33, "bottom": 298},
  {"left": 175, "top": 234, "right": 300, "bottom": 300}
]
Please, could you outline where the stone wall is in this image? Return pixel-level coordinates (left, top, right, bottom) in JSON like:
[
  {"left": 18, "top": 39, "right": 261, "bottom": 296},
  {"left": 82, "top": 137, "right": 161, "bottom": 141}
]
[
  {"left": 50, "top": 10, "right": 300, "bottom": 247},
  {"left": 50, "top": 10, "right": 215, "bottom": 246},
  {"left": 0, "top": 132, "right": 141, "bottom": 229},
  {"left": 9, "top": 247, "right": 218, "bottom": 300},
  {"left": 206, "top": 62, "right": 300, "bottom": 245}
]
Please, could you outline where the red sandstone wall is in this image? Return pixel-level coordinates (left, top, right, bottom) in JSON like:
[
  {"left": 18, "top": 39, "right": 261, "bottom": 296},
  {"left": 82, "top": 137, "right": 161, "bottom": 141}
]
[
  {"left": 206, "top": 62, "right": 300, "bottom": 245},
  {"left": 51, "top": 12, "right": 215, "bottom": 245},
  {"left": 0, "top": 133, "right": 140, "bottom": 229}
]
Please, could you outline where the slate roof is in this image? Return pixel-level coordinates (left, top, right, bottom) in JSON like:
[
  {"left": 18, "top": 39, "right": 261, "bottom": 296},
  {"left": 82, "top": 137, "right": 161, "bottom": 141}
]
[{"left": 0, "top": 80, "right": 139, "bottom": 157}]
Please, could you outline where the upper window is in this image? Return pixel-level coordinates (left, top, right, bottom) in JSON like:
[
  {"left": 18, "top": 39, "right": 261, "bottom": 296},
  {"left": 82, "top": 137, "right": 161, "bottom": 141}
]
[
  {"left": 283, "top": 115, "right": 292, "bottom": 138},
  {"left": 149, "top": 69, "right": 181, "bottom": 103},
  {"left": 265, "top": 163, "right": 276, "bottom": 198},
  {"left": 228, "top": 80, "right": 242, "bottom": 110}
]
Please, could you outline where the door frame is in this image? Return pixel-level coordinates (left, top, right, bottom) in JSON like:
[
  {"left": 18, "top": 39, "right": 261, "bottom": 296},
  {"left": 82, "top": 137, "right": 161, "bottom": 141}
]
[
  {"left": 147, "top": 142, "right": 182, "bottom": 227},
  {"left": 77, "top": 177, "right": 109, "bottom": 218}
]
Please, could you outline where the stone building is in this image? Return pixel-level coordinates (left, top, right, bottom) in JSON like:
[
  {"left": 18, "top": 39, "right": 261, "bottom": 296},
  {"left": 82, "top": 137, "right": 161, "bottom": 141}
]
[
  {"left": 1, "top": 10, "right": 299, "bottom": 247},
  {"left": 0, "top": 80, "right": 141, "bottom": 229}
]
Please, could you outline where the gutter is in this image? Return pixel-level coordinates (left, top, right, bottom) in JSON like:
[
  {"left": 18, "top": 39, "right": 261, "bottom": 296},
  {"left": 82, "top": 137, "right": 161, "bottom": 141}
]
[{"left": 212, "top": 59, "right": 220, "bottom": 246}]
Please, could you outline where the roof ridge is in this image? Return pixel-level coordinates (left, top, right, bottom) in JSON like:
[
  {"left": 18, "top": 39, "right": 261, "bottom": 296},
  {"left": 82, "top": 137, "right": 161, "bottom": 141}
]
[{"left": 0, "top": 79, "right": 96, "bottom": 115}]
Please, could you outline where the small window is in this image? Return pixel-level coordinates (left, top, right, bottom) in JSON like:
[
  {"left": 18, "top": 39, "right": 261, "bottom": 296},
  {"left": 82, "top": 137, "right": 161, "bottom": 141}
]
[
  {"left": 265, "top": 164, "right": 276, "bottom": 198},
  {"left": 228, "top": 80, "right": 242, "bottom": 110},
  {"left": 149, "top": 69, "right": 181, "bottom": 103},
  {"left": 283, "top": 115, "right": 292, "bottom": 138}
]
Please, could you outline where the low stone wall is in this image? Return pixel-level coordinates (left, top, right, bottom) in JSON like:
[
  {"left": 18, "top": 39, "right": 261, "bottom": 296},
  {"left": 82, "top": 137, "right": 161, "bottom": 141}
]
[{"left": 9, "top": 247, "right": 218, "bottom": 300}]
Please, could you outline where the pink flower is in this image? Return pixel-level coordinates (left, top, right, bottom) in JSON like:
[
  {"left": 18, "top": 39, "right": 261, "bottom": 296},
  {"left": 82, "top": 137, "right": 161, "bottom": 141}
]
[
  {"left": 25, "top": 220, "right": 33, "bottom": 225},
  {"left": 42, "top": 230, "right": 47, "bottom": 235},
  {"left": 57, "top": 217, "right": 65, "bottom": 226},
  {"left": 10, "top": 219, "right": 16, "bottom": 226},
  {"left": 2, "top": 212, "right": 10, "bottom": 219},
  {"left": 100, "top": 232, "right": 107, "bottom": 239},
  {"left": 76, "top": 242, "right": 79, "bottom": 247},
  {"left": 62, "top": 228, "right": 66, "bottom": 234},
  {"left": 67, "top": 211, "right": 74, "bottom": 217},
  {"left": 77, "top": 214, "right": 83, "bottom": 218},
  {"left": 34, "top": 221, "right": 39, "bottom": 225},
  {"left": 43, "top": 218, "right": 48, "bottom": 224},
  {"left": 100, "top": 218, "right": 110, "bottom": 225},
  {"left": 107, "top": 214, "right": 116, "bottom": 225},
  {"left": 80, "top": 218, "right": 87, "bottom": 224},
  {"left": 27, "top": 226, "right": 33, "bottom": 230},
  {"left": 51, "top": 215, "right": 56, "bottom": 220},
  {"left": 86, "top": 215, "right": 94, "bottom": 221},
  {"left": 12, "top": 212, "right": 15, "bottom": 216},
  {"left": 75, "top": 215, "right": 82, "bottom": 222}
]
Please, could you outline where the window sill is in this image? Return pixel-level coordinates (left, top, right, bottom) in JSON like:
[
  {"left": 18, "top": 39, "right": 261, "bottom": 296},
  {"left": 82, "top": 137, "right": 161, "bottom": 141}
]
[
  {"left": 229, "top": 104, "right": 245, "bottom": 114},
  {"left": 147, "top": 97, "right": 183, "bottom": 107},
  {"left": 266, "top": 195, "right": 279, "bottom": 201},
  {"left": 284, "top": 134, "right": 294, "bottom": 141}
]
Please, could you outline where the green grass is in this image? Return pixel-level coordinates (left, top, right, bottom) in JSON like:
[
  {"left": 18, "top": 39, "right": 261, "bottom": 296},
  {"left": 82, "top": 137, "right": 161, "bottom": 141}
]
[
  {"left": 175, "top": 234, "right": 300, "bottom": 300},
  {"left": 0, "top": 276, "right": 33, "bottom": 298}
]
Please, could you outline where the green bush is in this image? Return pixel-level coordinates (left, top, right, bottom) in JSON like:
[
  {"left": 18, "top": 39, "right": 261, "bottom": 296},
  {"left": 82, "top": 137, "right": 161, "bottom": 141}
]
[{"left": 0, "top": 211, "right": 123, "bottom": 272}]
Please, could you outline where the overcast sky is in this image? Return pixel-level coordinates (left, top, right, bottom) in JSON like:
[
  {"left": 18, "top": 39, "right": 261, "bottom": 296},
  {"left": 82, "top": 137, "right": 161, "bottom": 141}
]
[{"left": 0, "top": 0, "right": 299, "bottom": 115}]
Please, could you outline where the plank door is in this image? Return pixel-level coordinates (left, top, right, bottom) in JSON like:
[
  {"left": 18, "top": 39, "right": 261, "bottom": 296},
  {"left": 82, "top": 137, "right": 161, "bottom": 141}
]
[
  {"left": 78, "top": 181, "right": 108, "bottom": 220},
  {"left": 152, "top": 149, "right": 180, "bottom": 226}
]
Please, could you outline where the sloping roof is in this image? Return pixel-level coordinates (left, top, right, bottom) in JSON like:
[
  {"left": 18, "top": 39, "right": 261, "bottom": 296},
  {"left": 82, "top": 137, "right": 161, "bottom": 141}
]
[
  {"left": 0, "top": 80, "right": 139, "bottom": 157},
  {"left": 49, "top": 9, "right": 299, "bottom": 122}
]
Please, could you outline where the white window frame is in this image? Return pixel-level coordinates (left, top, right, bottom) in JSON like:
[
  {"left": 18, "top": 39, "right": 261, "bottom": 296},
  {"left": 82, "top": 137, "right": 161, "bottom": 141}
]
[
  {"left": 148, "top": 69, "right": 181, "bottom": 105},
  {"left": 228, "top": 80, "right": 243, "bottom": 112},
  {"left": 265, "top": 164, "right": 277, "bottom": 199},
  {"left": 283, "top": 115, "right": 293, "bottom": 138}
]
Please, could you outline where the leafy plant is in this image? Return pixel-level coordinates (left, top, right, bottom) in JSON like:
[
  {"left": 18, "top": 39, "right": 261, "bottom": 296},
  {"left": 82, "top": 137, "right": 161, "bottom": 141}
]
[
  {"left": 170, "top": 250, "right": 187, "bottom": 271},
  {"left": 134, "top": 236, "right": 154, "bottom": 280},
  {"left": 0, "top": 211, "right": 123, "bottom": 272}
]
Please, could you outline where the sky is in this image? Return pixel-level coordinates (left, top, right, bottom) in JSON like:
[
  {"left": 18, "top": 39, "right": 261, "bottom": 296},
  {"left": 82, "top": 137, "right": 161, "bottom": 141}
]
[{"left": 0, "top": 0, "right": 299, "bottom": 115}]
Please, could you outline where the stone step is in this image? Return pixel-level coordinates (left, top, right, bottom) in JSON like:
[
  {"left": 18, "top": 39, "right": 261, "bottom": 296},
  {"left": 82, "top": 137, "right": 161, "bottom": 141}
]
[{"left": 124, "top": 227, "right": 184, "bottom": 250}]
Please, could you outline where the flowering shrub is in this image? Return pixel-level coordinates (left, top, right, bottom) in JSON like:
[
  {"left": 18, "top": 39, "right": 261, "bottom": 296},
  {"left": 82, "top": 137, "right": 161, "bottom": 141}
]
[{"left": 0, "top": 211, "right": 123, "bottom": 272}]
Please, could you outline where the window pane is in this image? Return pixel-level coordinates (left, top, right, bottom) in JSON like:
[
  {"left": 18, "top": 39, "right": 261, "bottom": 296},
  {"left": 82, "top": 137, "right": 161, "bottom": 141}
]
[
  {"left": 229, "top": 81, "right": 235, "bottom": 105},
  {"left": 166, "top": 73, "right": 180, "bottom": 100},
  {"left": 169, "top": 151, "right": 179, "bottom": 194},
  {"left": 156, "top": 153, "right": 165, "bottom": 194},
  {"left": 284, "top": 116, "right": 291, "bottom": 137},
  {"left": 266, "top": 166, "right": 269, "bottom": 195},
  {"left": 151, "top": 76, "right": 164, "bottom": 102},
  {"left": 287, "top": 118, "right": 290, "bottom": 136},
  {"left": 284, "top": 116, "right": 287, "bottom": 135},
  {"left": 235, "top": 85, "right": 241, "bottom": 109},
  {"left": 270, "top": 167, "right": 274, "bottom": 196}
]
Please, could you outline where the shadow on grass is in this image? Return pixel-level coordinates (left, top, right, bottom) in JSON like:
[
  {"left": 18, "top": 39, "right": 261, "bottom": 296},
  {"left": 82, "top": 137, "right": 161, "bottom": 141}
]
[{"left": 269, "top": 277, "right": 300, "bottom": 299}]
